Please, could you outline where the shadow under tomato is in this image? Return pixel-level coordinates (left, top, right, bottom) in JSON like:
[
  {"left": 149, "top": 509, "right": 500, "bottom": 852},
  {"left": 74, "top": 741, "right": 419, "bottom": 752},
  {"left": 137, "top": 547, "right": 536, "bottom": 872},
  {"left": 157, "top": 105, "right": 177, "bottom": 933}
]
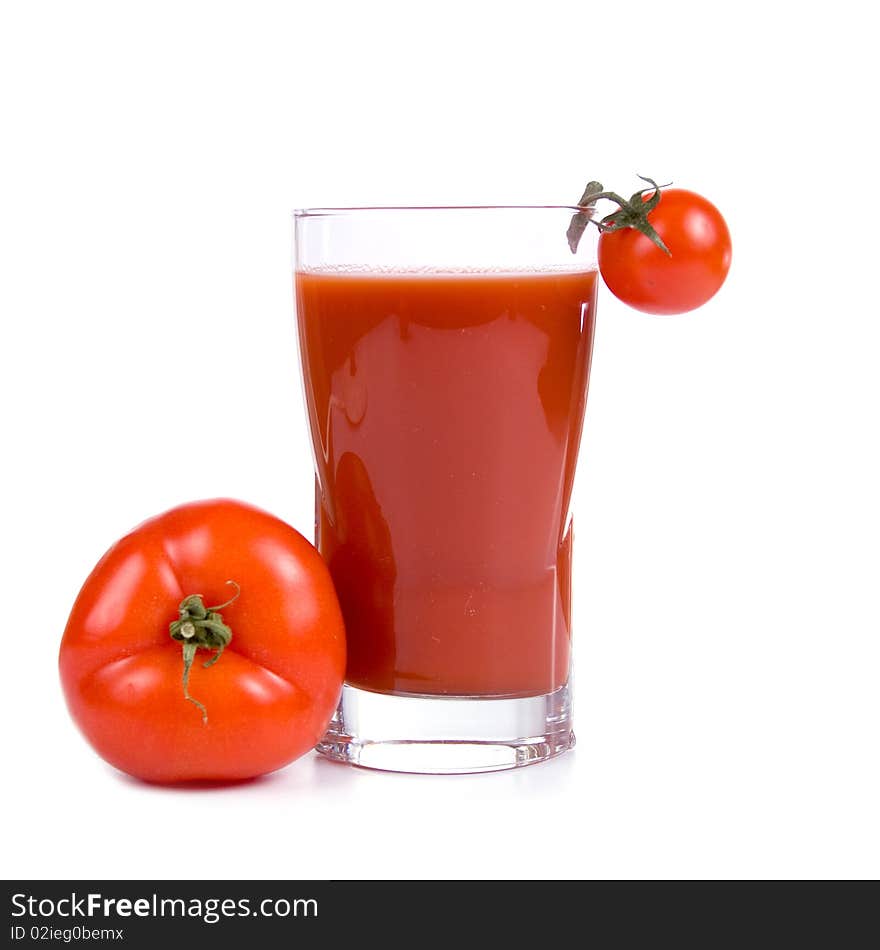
[{"left": 111, "top": 766, "right": 284, "bottom": 792}]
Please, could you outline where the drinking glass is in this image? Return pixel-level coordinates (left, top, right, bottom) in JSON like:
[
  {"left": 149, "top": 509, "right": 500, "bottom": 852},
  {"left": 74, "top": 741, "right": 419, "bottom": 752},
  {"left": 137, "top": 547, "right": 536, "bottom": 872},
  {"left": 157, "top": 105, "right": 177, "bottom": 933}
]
[{"left": 294, "top": 207, "right": 598, "bottom": 773}]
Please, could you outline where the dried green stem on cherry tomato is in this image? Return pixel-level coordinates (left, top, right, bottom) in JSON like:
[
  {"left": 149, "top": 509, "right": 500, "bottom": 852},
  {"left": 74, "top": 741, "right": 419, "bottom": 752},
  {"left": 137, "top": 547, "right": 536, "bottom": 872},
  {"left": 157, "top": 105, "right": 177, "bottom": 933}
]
[
  {"left": 169, "top": 580, "right": 240, "bottom": 723},
  {"left": 568, "top": 175, "right": 672, "bottom": 256}
]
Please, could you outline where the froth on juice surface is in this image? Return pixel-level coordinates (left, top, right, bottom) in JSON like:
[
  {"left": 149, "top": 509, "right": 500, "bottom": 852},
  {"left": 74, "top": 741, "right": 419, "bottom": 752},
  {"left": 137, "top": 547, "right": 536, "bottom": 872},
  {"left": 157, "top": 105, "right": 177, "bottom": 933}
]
[{"left": 296, "top": 268, "right": 597, "bottom": 696}]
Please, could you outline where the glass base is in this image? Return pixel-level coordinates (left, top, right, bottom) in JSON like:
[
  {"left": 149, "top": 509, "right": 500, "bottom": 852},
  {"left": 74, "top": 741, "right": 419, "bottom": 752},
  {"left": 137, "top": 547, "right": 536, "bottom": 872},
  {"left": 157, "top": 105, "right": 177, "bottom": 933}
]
[{"left": 315, "top": 682, "right": 575, "bottom": 774}]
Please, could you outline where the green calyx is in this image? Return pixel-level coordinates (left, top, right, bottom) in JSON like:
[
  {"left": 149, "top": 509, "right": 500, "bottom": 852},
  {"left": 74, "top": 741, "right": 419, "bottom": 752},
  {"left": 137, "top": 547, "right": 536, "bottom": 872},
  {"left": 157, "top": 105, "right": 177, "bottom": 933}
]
[
  {"left": 168, "top": 581, "right": 240, "bottom": 724},
  {"left": 567, "top": 175, "right": 672, "bottom": 256}
]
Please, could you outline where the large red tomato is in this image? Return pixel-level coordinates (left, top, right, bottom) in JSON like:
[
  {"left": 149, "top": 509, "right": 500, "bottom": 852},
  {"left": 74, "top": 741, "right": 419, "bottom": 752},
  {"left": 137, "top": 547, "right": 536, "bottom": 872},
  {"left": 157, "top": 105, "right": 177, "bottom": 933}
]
[{"left": 59, "top": 499, "right": 345, "bottom": 783}]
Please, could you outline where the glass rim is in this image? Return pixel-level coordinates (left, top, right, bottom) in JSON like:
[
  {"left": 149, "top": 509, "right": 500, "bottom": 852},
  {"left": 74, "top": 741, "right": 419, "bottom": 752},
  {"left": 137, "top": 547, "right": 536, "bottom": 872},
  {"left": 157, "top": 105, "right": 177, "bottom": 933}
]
[{"left": 293, "top": 205, "right": 590, "bottom": 218}]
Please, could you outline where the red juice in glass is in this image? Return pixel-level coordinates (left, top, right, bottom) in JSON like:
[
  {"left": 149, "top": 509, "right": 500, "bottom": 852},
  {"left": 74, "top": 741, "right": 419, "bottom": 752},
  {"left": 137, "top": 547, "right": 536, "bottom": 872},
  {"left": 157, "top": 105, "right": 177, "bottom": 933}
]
[{"left": 294, "top": 207, "right": 599, "bottom": 773}]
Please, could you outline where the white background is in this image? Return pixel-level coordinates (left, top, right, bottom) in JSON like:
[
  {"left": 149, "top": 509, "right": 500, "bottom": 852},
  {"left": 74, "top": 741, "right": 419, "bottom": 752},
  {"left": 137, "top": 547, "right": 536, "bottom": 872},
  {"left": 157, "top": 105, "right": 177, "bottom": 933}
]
[{"left": 1, "top": 0, "right": 877, "bottom": 880}]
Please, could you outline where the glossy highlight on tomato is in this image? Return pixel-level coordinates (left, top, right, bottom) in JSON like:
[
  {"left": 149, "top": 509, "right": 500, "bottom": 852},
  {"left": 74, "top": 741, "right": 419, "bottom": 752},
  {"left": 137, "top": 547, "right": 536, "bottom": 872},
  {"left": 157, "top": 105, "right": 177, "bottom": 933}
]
[
  {"left": 598, "top": 188, "right": 732, "bottom": 315},
  {"left": 59, "top": 499, "right": 346, "bottom": 783}
]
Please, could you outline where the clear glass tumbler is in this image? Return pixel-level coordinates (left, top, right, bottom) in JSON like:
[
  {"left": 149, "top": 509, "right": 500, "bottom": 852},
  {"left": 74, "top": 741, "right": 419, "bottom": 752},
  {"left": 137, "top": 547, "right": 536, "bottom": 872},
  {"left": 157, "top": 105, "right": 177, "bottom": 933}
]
[{"left": 293, "top": 207, "right": 598, "bottom": 773}]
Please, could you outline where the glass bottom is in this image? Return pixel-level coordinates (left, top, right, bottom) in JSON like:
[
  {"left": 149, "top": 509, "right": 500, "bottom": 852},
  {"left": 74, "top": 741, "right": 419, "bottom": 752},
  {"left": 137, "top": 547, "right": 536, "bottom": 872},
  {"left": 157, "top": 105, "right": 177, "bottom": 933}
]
[{"left": 315, "top": 682, "right": 575, "bottom": 774}]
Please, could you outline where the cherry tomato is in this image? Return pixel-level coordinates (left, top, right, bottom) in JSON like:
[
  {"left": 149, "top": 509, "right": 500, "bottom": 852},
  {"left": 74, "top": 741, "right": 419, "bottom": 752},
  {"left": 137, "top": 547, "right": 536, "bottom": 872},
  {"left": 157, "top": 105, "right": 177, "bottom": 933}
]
[
  {"left": 598, "top": 188, "right": 731, "bottom": 315},
  {"left": 59, "top": 499, "right": 345, "bottom": 783}
]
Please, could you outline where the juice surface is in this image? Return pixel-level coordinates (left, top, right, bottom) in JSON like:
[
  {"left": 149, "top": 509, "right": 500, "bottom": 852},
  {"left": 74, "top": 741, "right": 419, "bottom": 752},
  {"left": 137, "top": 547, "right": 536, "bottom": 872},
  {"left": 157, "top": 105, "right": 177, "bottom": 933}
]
[{"left": 296, "top": 268, "right": 597, "bottom": 696}]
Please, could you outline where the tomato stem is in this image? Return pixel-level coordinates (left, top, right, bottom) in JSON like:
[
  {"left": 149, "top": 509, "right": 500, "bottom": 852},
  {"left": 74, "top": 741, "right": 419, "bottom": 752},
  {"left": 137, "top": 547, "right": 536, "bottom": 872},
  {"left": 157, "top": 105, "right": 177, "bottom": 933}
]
[
  {"left": 168, "top": 580, "right": 240, "bottom": 724},
  {"left": 567, "top": 175, "right": 673, "bottom": 256}
]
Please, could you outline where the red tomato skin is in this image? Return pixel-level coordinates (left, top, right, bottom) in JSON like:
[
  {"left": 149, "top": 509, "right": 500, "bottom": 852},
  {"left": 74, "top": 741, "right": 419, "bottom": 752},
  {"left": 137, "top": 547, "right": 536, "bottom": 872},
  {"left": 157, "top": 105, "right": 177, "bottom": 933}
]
[
  {"left": 59, "top": 499, "right": 346, "bottom": 783},
  {"left": 597, "top": 188, "right": 732, "bottom": 315}
]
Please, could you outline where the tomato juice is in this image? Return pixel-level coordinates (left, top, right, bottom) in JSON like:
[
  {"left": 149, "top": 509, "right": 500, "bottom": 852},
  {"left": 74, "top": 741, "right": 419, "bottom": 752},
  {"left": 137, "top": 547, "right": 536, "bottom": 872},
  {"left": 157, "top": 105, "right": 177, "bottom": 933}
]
[{"left": 296, "top": 268, "right": 597, "bottom": 697}]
